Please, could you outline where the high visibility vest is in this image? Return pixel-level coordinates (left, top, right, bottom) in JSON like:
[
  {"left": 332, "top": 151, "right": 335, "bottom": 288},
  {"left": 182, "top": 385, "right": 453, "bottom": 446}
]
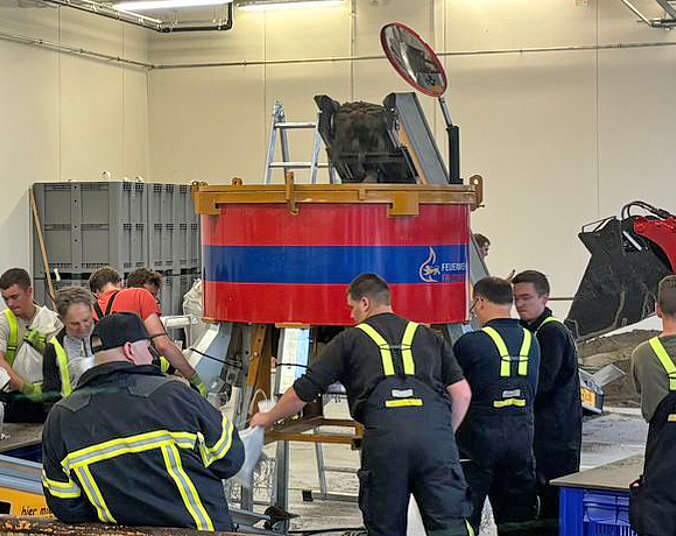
[
  {"left": 50, "top": 338, "right": 73, "bottom": 398},
  {"left": 482, "top": 326, "right": 533, "bottom": 408},
  {"left": 3, "top": 309, "right": 19, "bottom": 366},
  {"left": 649, "top": 337, "right": 676, "bottom": 391}
]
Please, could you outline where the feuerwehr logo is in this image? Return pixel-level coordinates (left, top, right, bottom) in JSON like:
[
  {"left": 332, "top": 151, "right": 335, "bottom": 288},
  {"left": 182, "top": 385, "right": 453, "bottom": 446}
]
[{"left": 419, "top": 247, "right": 441, "bottom": 282}]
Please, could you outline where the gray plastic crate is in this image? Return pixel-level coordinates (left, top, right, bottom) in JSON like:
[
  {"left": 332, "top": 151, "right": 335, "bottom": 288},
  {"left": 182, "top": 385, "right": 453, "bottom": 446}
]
[
  {"left": 147, "top": 184, "right": 200, "bottom": 272},
  {"left": 158, "top": 273, "right": 184, "bottom": 316},
  {"left": 149, "top": 223, "right": 177, "bottom": 271},
  {"left": 33, "top": 277, "right": 90, "bottom": 308},
  {"left": 33, "top": 181, "right": 201, "bottom": 279},
  {"left": 175, "top": 222, "right": 202, "bottom": 270},
  {"left": 32, "top": 182, "right": 148, "bottom": 277}
]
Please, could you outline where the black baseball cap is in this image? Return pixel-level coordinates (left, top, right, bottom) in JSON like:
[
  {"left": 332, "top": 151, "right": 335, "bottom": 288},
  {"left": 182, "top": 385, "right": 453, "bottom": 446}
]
[{"left": 91, "top": 312, "right": 150, "bottom": 353}]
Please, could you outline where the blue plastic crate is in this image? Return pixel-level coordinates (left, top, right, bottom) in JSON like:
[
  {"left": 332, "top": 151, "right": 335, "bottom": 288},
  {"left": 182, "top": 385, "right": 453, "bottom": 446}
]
[{"left": 560, "top": 488, "right": 637, "bottom": 536}]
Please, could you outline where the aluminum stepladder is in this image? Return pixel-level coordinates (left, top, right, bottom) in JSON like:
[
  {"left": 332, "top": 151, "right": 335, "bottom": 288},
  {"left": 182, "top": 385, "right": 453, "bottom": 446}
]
[{"left": 265, "top": 102, "right": 337, "bottom": 184}]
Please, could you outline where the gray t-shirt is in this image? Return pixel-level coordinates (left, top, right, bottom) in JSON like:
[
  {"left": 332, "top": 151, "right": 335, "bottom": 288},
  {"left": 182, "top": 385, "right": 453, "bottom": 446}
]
[{"left": 631, "top": 334, "right": 676, "bottom": 422}]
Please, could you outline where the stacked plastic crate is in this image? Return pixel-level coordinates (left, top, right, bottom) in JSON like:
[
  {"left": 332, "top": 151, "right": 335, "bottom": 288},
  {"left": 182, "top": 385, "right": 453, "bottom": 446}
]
[{"left": 32, "top": 182, "right": 202, "bottom": 316}]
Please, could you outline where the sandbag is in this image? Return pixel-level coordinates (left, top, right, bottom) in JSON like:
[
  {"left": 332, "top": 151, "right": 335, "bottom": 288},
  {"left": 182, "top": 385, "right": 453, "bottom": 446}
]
[{"left": 182, "top": 279, "right": 208, "bottom": 344}]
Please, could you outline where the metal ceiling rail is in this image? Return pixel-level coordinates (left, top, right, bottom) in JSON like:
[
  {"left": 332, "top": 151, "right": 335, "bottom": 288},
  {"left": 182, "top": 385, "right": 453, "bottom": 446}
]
[{"left": 4, "top": 28, "right": 676, "bottom": 70}]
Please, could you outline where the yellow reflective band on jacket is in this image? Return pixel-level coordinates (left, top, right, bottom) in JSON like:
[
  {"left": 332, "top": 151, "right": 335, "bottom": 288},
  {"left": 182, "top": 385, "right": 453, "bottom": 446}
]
[
  {"left": 4, "top": 309, "right": 19, "bottom": 366},
  {"left": 401, "top": 322, "right": 418, "bottom": 376},
  {"left": 649, "top": 337, "right": 676, "bottom": 391},
  {"left": 357, "top": 323, "right": 395, "bottom": 376},
  {"left": 161, "top": 443, "right": 214, "bottom": 531},
  {"left": 482, "top": 327, "right": 510, "bottom": 376},
  {"left": 466, "top": 520, "right": 475, "bottom": 536},
  {"left": 75, "top": 465, "right": 116, "bottom": 523},
  {"left": 493, "top": 398, "right": 526, "bottom": 408},
  {"left": 536, "top": 316, "right": 564, "bottom": 333},
  {"left": 357, "top": 321, "right": 419, "bottom": 377},
  {"left": 518, "top": 329, "right": 533, "bottom": 376},
  {"left": 160, "top": 356, "right": 171, "bottom": 373},
  {"left": 197, "top": 416, "right": 235, "bottom": 468},
  {"left": 59, "top": 428, "right": 225, "bottom": 530},
  {"left": 482, "top": 327, "right": 532, "bottom": 377},
  {"left": 384, "top": 398, "right": 423, "bottom": 408},
  {"left": 42, "top": 470, "right": 81, "bottom": 499},
  {"left": 61, "top": 430, "right": 198, "bottom": 470},
  {"left": 50, "top": 339, "right": 73, "bottom": 398}
]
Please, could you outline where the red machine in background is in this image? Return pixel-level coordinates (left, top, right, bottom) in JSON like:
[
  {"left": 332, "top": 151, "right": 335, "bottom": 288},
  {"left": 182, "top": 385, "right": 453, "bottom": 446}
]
[{"left": 566, "top": 201, "right": 676, "bottom": 341}]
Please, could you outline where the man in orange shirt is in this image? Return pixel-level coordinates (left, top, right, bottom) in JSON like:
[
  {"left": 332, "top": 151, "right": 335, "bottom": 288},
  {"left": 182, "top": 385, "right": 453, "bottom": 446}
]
[{"left": 88, "top": 267, "right": 207, "bottom": 397}]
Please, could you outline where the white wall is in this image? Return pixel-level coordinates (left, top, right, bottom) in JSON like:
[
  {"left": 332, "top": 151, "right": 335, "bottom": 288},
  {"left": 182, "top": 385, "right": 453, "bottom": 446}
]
[
  {"left": 147, "top": 0, "right": 676, "bottom": 319},
  {"left": 0, "top": 7, "right": 150, "bottom": 276},
  {"left": 3, "top": 0, "right": 675, "bottom": 322}
]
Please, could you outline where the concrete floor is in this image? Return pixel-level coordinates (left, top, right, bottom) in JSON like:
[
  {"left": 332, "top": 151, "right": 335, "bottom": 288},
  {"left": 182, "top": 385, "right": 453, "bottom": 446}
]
[{"left": 246, "top": 402, "right": 648, "bottom": 534}]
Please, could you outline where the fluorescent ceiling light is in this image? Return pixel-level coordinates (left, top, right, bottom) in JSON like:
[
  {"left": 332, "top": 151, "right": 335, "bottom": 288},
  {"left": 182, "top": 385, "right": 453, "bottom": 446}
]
[
  {"left": 114, "top": 0, "right": 231, "bottom": 11},
  {"left": 239, "top": 0, "right": 342, "bottom": 12}
]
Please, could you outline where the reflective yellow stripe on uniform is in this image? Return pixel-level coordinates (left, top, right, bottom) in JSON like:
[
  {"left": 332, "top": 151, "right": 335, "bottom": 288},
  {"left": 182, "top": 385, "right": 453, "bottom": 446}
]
[
  {"left": 482, "top": 327, "right": 531, "bottom": 377},
  {"left": 357, "top": 323, "right": 395, "bottom": 376},
  {"left": 41, "top": 470, "right": 81, "bottom": 499},
  {"left": 197, "top": 416, "right": 235, "bottom": 468},
  {"left": 518, "top": 329, "right": 533, "bottom": 376},
  {"left": 482, "top": 327, "right": 510, "bottom": 376},
  {"left": 61, "top": 429, "right": 216, "bottom": 529},
  {"left": 384, "top": 398, "right": 423, "bottom": 408},
  {"left": 493, "top": 398, "right": 526, "bottom": 408},
  {"left": 161, "top": 444, "right": 213, "bottom": 531},
  {"left": 159, "top": 356, "right": 171, "bottom": 373},
  {"left": 4, "top": 309, "right": 19, "bottom": 366},
  {"left": 401, "top": 322, "right": 418, "bottom": 376},
  {"left": 649, "top": 337, "right": 676, "bottom": 391},
  {"left": 50, "top": 339, "right": 73, "bottom": 397},
  {"left": 537, "top": 316, "right": 563, "bottom": 329},
  {"left": 75, "top": 465, "right": 116, "bottom": 523},
  {"left": 466, "top": 520, "right": 475, "bottom": 536}
]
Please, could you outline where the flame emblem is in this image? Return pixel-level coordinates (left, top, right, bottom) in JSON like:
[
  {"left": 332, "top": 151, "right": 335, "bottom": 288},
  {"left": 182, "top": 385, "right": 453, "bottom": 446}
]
[{"left": 419, "top": 247, "right": 441, "bottom": 282}]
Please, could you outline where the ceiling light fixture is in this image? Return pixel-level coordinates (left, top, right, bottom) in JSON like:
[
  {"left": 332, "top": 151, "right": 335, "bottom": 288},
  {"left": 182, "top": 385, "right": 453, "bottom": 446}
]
[
  {"left": 238, "top": 0, "right": 343, "bottom": 12},
  {"left": 114, "top": 0, "right": 231, "bottom": 11}
]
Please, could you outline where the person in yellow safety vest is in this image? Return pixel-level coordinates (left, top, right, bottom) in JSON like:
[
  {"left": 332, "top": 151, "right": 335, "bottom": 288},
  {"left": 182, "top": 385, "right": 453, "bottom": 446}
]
[
  {"left": 42, "top": 287, "right": 98, "bottom": 401},
  {"left": 0, "top": 268, "right": 62, "bottom": 422},
  {"left": 629, "top": 275, "right": 676, "bottom": 536}
]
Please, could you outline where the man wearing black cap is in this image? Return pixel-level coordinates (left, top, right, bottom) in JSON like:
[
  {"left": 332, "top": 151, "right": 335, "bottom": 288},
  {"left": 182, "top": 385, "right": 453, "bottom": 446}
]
[{"left": 41, "top": 313, "right": 244, "bottom": 532}]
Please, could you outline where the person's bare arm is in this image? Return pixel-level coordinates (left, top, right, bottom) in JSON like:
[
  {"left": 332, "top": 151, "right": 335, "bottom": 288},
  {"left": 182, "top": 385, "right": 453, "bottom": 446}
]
[
  {"left": 0, "top": 351, "right": 26, "bottom": 391},
  {"left": 144, "top": 314, "right": 195, "bottom": 378},
  {"left": 250, "top": 387, "right": 306, "bottom": 429},
  {"left": 446, "top": 379, "right": 472, "bottom": 431}
]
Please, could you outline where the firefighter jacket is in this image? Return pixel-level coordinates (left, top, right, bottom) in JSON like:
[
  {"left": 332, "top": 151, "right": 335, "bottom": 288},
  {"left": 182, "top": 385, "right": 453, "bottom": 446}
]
[{"left": 42, "top": 362, "right": 244, "bottom": 532}]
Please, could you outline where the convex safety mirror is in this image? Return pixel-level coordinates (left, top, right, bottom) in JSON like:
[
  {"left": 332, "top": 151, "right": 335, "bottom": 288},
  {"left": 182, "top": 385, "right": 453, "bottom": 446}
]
[{"left": 380, "top": 22, "right": 447, "bottom": 97}]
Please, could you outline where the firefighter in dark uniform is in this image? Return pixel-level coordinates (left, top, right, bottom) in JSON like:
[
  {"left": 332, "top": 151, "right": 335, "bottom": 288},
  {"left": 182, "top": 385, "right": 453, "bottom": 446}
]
[
  {"left": 513, "top": 270, "right": 582, "bottom": 532},
  {"left": 453, "top": 277, "right": 540, "bottom": 536},
  {"left": 251, "top": 274, "right": 474, "bottom": 536},
  {"left": 42, "top": 313, "right": 244, "bottom": 531},
  {"left": 630, "top": 275, "right": 676, "bottom": 536}
]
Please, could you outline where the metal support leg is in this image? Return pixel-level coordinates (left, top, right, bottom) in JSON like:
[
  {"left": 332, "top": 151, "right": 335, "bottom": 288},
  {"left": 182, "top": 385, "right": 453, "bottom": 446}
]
[
  {"left": 314, "top": 436, "right": 328, "bottom": 498},
  {"left": 275, "top": 440, "right": 290, "bottom": 534}
]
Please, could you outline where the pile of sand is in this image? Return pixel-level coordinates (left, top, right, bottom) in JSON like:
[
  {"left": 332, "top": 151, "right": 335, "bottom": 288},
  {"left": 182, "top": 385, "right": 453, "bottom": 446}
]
[{"left": 578, "top": 330, "right": 659, "bottom": 408}]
